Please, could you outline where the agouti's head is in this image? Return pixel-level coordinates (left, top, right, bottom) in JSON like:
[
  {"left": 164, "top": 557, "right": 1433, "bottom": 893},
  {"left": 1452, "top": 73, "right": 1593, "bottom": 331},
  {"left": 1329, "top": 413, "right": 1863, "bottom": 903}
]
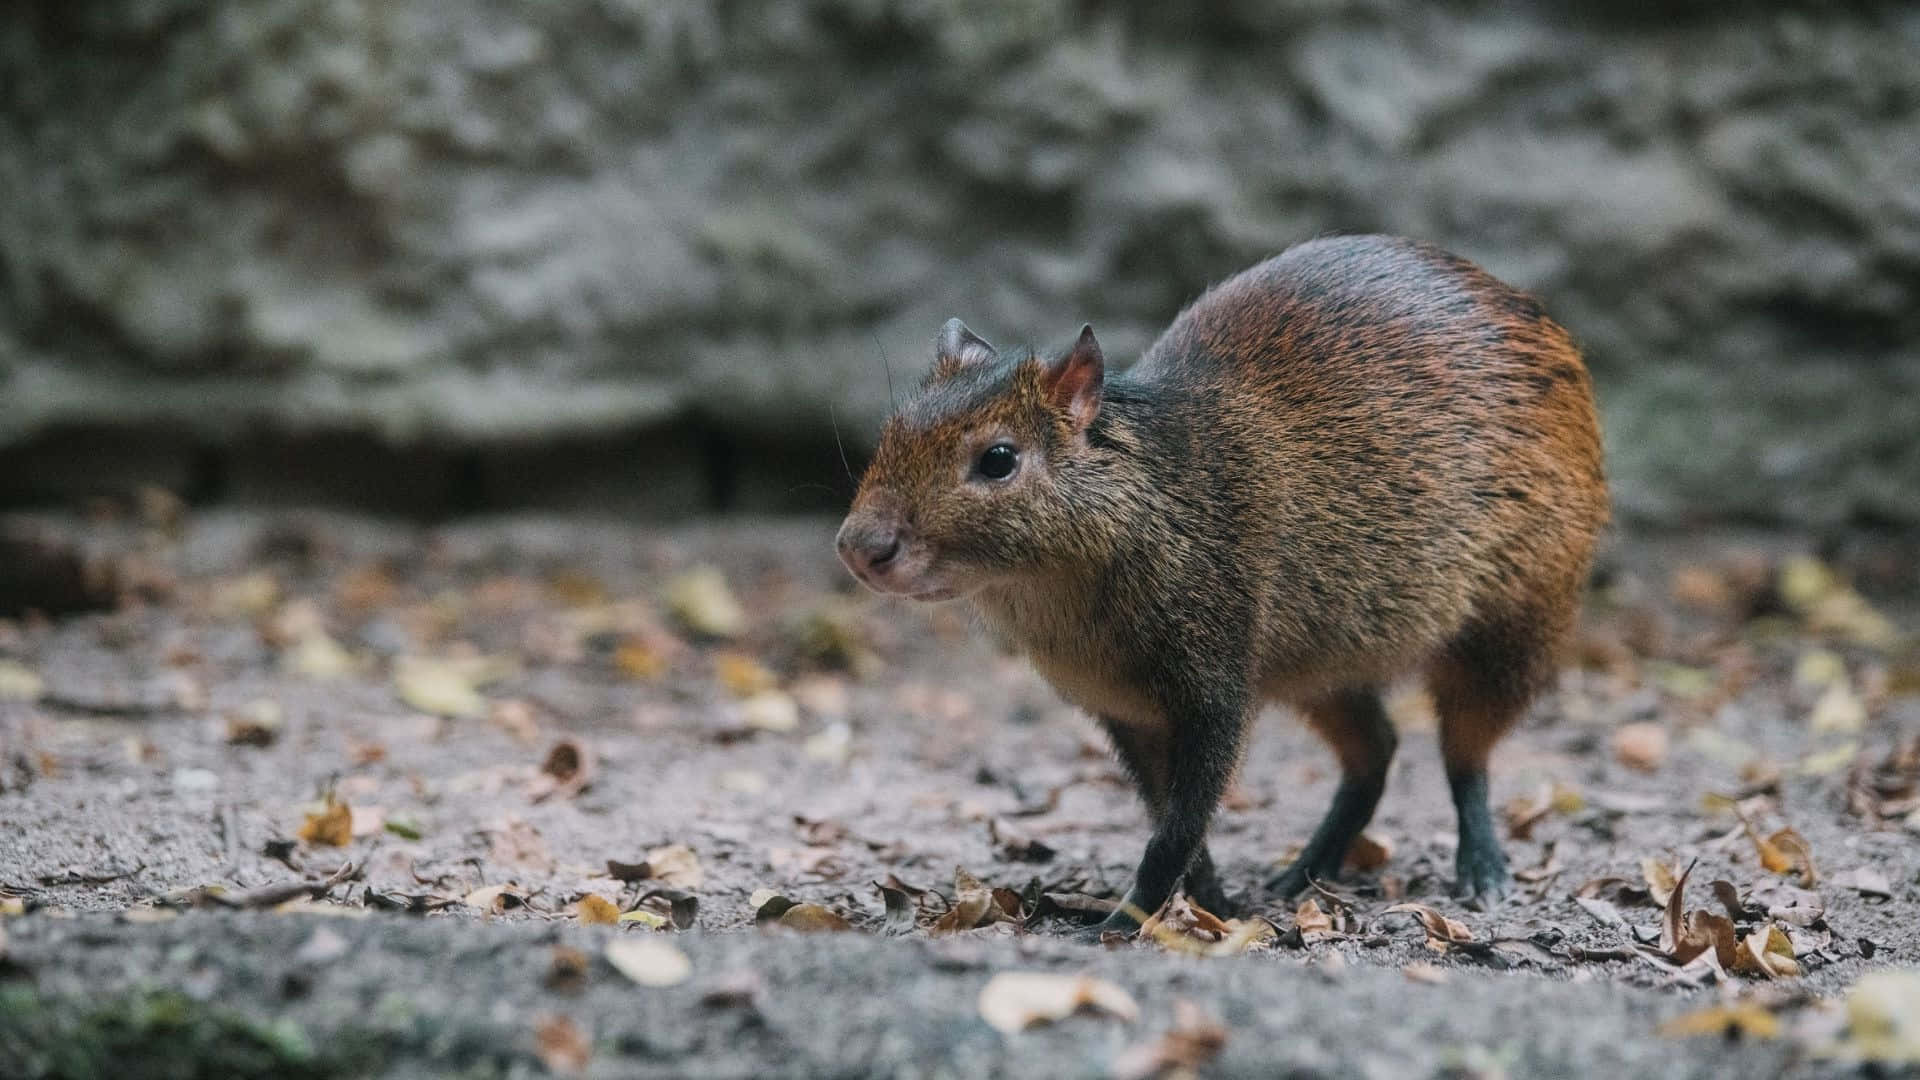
[{"left": 836, "top": 318, "right": 1106, "bottom": 601}]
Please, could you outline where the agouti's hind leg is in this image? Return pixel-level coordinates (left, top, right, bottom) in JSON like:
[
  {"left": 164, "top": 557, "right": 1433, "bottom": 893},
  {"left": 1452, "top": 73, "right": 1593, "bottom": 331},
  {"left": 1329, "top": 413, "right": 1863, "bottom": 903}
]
[
  {"left": 1265, "top": 688, "right": 1396, "bottom": 898},
  {"left": 1100, "top": 718, "right": 1232, "bottom": 916},
  {"left": 1429, "top": 617, "right": 1559, "bottom": 907}
]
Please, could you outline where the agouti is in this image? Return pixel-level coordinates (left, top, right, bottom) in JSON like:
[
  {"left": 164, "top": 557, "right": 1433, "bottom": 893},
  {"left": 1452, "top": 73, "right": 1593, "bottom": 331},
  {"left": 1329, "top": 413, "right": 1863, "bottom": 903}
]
[{"left": 836, "top": 234, "right": 1607, "bottom": 936}]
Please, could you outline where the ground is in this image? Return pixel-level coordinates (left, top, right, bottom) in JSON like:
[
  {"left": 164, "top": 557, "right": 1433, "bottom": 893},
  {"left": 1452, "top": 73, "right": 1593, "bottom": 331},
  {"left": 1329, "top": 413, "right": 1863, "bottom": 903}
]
[{"left": 1, "top": 509, "right": 1917, "bottom": 1079}]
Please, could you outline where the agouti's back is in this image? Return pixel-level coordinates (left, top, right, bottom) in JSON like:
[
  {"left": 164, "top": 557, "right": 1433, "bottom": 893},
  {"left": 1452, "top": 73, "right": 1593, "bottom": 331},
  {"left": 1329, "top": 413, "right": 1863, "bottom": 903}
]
[
  {"left": 1124, "top": 234, "right": 1607, "bottom": 691},
  {"left": 837, "top": 233, "right": 1608, "bottom": 925}
]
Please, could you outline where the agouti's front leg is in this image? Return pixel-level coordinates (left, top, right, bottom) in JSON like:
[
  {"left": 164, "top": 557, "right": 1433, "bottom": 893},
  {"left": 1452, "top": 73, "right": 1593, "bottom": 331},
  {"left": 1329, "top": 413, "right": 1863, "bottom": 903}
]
[
  {"left": 1100, "top": 719, "right": 1233, "bottom": 917},
  {"left": 1082, "top": 694, "right": 1247, "bottom": 941}
]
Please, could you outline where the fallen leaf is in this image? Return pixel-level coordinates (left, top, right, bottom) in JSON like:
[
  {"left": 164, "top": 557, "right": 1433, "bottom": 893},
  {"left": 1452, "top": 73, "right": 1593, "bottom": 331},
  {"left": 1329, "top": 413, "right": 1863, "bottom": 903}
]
[
  {"left": 803, "top": 721, "right": 854, "bottom": 765},
  {"left": 739, "top": 691, "right": 801, "bottom": 734},
  {"left": 605, "top": 937, "right": 692, "bottom": 987},
  {"left": 529, "top": 739, "right": 596, "bottom": 802},
  {"left": 714, "top": 651, "right": 779, "bottom": 696},
  {"left": 990, "top": 818, "right": 1055, "bottom": 863},
  {"left": 612, "top": 638, "right": 666, "bottom": 681},
  {"left": 546, "top": 946, "right": 590, "bottom": 993},
  {"left": 534, "top": 1013, "right": 591, "bottom": 1075},
  {"left": 1793, "top": 649, "right": 1848, "bottom": 691},
  {"left": 210, "top": 572, "right": 279, "bottom": 617},
  {"left": 1110, "top": 1000, "right": 1227, "bottom": 1080},
  {"left": 1734, "top": 925, "right": 1801, "bottom": 978},
  {"left": 875, "top": 879, "right": 918, "bottom": 935},
  {"left": 1810, "top": 679, "right": 1867, "bottom": 734},
  {"left": 0, "top": 660, "right": 44, "bottom": 702},
  {"left": 393, "top": 656, "right": 487, "bottom": 718},
  {"left": 224, "top": 699, "right": 283, "bottom": 746},
  {"left": 1402, "top": 963, "right": 1450, "bottom": 985},
  {"left": 1832, "top": 866, "right": 1893, "bottom": 899},
  {"left": 462, "top": 885, "right": 526, "bottom": 914},
  {"left": 1384, "top": 903, "right": 1473, "bottom": 945},
  {"left": 618, "top": 908, "right": 667, "bottom": 929},
  {"left": 282, "top": 629, "right": 357, "bottom": 680},
  {"left": 1657, "top": 1002, "right": 1781, "bottom": 1040},
  {"left": 1641, "top": 857, "right": 1679, "bottom": 908},
  {"left": 933, "top": 867, "right": 1009, "bottom": 935},
  {"left": 776, "top": 903, "right": 853, "bottom": 932},
  {"left": 1613, "top": 722, "right": 1669, "bottom": 772},
  {"left": 666, "top": 567, "right": 746, "bottom": 639},
  {"left": 976, "top": 972, "right": 1139, "bottom": 1035},
  {"left": 1292, "top": 898, "right": 1338, "bottom": 942},
  {"left": 575, "top": 894, "right": 620, "bottom": 925},
  {"left": 611, "top": 844, "right": 703, "bottom": 889},
  {"left": 1829, "top": 970, "right": 1920, "bottom": 1063},
  {"left": 1344, "top": 831, "right": 1392, "bottom": 871},
  {"left": 297, "top": 798, "right": 353, "bottom": 848}
]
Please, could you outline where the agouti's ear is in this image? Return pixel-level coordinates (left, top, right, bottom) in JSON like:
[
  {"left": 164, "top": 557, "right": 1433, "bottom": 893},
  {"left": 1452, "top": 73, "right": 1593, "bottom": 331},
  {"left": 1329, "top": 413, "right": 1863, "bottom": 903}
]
[
  {"left": 1042, "top": 324, "right": 1104, "bottom": 432},
  {"left": 934, "top": 318, "right": 995, "bottom": 376}
]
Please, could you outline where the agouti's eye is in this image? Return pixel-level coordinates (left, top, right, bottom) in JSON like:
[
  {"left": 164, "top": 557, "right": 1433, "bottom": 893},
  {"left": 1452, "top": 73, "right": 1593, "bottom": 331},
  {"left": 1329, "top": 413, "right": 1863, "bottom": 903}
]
[{"left": 975, "top": 443, "right": 1019, "bottom": 481}]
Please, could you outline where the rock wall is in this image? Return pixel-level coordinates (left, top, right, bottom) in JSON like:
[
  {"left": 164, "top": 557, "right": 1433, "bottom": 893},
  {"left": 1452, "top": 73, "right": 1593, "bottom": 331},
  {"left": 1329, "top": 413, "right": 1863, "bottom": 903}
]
[{"left": 2, "top": 2, "right": 1917, "bottom": 522}]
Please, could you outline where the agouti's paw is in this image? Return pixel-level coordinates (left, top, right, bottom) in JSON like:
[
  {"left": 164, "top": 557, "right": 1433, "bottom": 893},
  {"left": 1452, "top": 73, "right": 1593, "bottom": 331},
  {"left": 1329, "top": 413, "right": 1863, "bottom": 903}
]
[
  {"left": 1071, "top": 912, "right": 1140, "bottom": 945},
  {"left": 1452, "top": 846, "right": 1511, "bottom": 910}
]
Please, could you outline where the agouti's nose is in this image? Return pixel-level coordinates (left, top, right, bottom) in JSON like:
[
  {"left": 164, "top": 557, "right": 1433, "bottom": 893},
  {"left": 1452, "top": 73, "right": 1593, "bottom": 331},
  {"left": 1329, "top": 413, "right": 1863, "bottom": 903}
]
[{"left": 836, "top": 525, "right": 902, "bottom": 580}]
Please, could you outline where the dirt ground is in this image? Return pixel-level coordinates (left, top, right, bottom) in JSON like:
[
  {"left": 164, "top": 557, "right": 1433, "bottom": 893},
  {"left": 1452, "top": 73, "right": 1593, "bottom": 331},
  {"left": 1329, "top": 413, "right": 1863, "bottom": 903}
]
[{"left": 2, "top": 508, "right": 1918, "bottom": 1078}]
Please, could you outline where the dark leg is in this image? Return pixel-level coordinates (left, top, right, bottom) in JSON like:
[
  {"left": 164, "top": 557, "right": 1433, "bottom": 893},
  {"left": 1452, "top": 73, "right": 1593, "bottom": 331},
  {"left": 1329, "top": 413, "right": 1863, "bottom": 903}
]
[
  {"left": 1100, "top": 718, "right": 1232, "bottom": 916},
  {"left": 1429, "top": 615, "right": 1559, "bottom": 907},
  {"left": 1265, "top": 687, "right": 1397, "bottom": 898},
  {"left": 1084, "top": 700, "right": 1247, "bottom": 940}
]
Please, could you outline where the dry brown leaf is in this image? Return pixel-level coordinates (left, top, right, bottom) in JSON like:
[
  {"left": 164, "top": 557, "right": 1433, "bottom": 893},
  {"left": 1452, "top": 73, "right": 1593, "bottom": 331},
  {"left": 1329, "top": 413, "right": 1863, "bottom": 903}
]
[
  {"left": 776, "top": 903, "right": 854, "bottom": 933},
  {"left": 1734, "top": 925, "right": 1801, "bottom": 978},
  {"left": 640, "top": 844, "right": 704, "bottom": 889},
  {"left": 1641, "top": 857, "right": 1679, "bottom": 908},
  {"left": 534, "top": 1014, "right": 590, "bottom": 1075},
  {"left": 1613, "top": 722, "right": 1669, "bottom": 772},
  {"left": 574, "top": 894, "right": 619, "bottom": 925},
  {"left": 297, "top": 798, "right": 353, "bottom": 847},
  {"left": 462, "top": 884, "right": 526, "bottom": 914},
  {"left": 1344, "top": 831, "right": 1392, "bottom": 871},
  {"left": 1403, "top": 962, "right": 1451, "bottom": 985},
  {"left": 1110, "top": 1000, "right": 1227, "bottom": 1080},
  {"left": 605, "top": 937, "right": 691, "bottom": 987},
  {"left": 1384, "top": 903, "right": 1473, "bottom": 944},
  {"left": 1292, "top": 898, "right": 1338, "bottom": 942},
  {"left": 932, "top": 867, "right": 1004, "bottom": 934},
  {"left": 977, "top": 972, "right": 1139, "bottom": 1035},
  {"left": 545, "top": 946, "right": 590, "bottom": 993},
  {"left": 529, "top": 739, "right": 596, "bottom": 802}
]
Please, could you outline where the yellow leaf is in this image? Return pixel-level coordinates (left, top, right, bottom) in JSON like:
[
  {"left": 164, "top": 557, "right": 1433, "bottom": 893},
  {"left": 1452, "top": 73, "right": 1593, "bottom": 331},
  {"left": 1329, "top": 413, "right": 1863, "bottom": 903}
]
[
  {"left": 1809, "top": 679, "right": 1866, "bottom": 734},
  {"left": 1658, "top": 1003, "right": 1781, "bottom": 1039},
  {"left": 714, "top": 652, "right": 779, "bottom": 697},
  {"left": 297, "top": 798, "right": 353, "bottom": 847},
  {"left": 617, "top": 909, "right": 667, "bottom": 929}
]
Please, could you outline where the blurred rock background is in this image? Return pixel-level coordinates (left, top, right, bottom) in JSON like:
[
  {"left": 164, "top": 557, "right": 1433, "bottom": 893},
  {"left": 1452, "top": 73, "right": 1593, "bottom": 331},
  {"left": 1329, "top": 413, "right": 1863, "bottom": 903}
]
[{"left": 1, "top": 1, "right": 1915, "bottom": 523}]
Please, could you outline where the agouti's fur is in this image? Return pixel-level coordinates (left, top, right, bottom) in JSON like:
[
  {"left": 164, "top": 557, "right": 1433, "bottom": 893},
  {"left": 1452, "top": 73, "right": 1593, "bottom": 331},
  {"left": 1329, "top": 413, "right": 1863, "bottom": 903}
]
[{"left": 836, "top": 234, "right": 1607, "bottom": 934}]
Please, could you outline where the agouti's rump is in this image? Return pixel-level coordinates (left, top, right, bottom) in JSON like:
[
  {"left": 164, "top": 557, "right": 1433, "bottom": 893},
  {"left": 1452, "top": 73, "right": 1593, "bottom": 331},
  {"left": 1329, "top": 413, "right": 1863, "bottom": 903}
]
[{"left": 837, "top": 234, "right": 1607, "bottom": 934}]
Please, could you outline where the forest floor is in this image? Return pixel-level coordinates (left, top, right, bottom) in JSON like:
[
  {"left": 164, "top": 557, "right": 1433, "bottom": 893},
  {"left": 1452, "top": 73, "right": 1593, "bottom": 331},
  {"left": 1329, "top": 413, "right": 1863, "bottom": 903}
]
[{"left": 2, "top": 507, "right": 1918, "bottom": 1078}]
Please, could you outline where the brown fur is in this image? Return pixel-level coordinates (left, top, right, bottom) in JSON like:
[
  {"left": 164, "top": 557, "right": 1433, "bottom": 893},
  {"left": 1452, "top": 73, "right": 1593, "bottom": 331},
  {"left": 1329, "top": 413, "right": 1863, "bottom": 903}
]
[{"left": 838, "top": 235, "right": 1607, "bottom": 926}]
